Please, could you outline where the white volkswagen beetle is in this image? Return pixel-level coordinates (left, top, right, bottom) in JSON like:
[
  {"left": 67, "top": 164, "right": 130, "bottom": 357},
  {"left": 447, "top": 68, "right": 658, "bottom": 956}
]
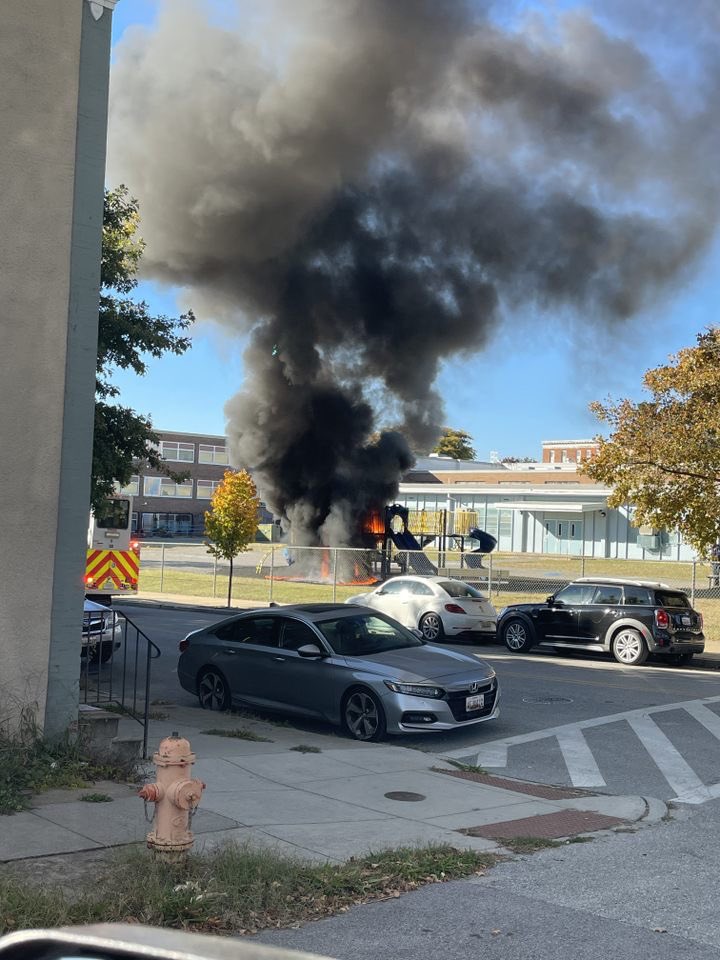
[{"left": 346, "top": 575, "right": 497, "bottom": 642}]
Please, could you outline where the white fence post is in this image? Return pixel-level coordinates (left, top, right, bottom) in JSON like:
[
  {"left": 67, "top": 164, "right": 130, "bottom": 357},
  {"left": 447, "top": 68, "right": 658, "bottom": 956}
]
[
  {"left": 269, "top": 546, "right": 275, "bottom": 603},
  {"left": 212, "top": 556, "right": 217, "bottom": 598},
  {"left": 332, "top": 548, "right": 338, "bottom": 603},
  {"left": 488, "top": 553, "right": 493, "bottom": 596},
  {"left": 159, "top": 543, "right": 165, "bottom": 593}
]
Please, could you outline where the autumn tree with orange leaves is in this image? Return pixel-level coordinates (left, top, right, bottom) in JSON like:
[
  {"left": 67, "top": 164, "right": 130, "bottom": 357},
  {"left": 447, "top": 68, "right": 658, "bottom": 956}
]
[
  {"left": 584, "top": 329, "right": 720, "bottom": 555},
  {"left": 205, "top": 470, "right": 260, "bottom": 606}
]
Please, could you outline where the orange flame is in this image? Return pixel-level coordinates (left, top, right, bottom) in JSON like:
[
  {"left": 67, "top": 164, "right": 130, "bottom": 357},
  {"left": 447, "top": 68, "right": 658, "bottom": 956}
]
[{"left": 362, "top": 509, "right": 385, "bottom": 535}]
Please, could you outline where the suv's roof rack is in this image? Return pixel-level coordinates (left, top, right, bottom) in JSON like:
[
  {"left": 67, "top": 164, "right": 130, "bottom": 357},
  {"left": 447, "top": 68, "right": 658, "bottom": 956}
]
[{"left": 575, "top": 576, "right": 673, "bottom": 589}]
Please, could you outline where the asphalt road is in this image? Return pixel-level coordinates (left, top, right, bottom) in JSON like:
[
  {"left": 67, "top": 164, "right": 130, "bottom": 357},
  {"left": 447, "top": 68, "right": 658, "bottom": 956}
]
[
  {"left": 115, "top": 604, "right": 720, "bottom": 803},
  {"left": 256, "top": 798, "right": 720, "bottom": 959}
]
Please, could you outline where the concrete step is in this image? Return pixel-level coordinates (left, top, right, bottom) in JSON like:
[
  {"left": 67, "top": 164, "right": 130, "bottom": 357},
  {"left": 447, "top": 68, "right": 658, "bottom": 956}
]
[
  {"left": 78, "top": 704, "right": 120, "bottom": 745},
  {"left": 110, "top": 734, "right": 143, "bottom": 763}
]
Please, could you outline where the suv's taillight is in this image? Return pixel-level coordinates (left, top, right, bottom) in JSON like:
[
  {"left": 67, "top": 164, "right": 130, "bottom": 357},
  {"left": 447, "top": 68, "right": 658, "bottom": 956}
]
[
  {"left": 655, "top": 608, "right": 670, "bottom": 629},
  {"left": 698, "top": 612, "right": 704, "bottom": 630},
  {"left": 179, "top": 638, "right": 190, "bottom": 652}
]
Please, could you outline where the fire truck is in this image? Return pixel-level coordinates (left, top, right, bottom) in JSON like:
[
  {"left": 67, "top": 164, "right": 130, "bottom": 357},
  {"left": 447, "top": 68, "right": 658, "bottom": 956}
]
[{"left": 85, "top": 495, "right": 140, "bottom": 603}]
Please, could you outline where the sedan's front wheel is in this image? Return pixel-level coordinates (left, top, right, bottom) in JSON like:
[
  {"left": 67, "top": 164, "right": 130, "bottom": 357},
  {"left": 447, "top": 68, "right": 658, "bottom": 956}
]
[
  {"left": 611, "top": 629, "right": 648, "bottom": 666},
  {"left": 343, "top": 689, "right": 387, "bottom": 742},
  {"left": 198, "top": 669, "right": 230, "bottom": 710}
]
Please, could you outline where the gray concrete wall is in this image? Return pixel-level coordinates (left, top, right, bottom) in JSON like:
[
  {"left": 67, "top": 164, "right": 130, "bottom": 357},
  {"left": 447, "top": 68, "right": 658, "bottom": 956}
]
[{"left": 0, "top": 0, "right": 113, "bottom": 736}]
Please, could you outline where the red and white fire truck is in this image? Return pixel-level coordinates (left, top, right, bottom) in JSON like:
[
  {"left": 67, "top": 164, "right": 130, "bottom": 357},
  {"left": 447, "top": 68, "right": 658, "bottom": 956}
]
[{"left": 85, "top": 495, "right": 140, "bottom": 601}]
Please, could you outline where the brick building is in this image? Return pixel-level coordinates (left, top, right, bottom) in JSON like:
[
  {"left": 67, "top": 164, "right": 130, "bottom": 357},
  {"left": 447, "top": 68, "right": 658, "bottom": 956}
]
[
  {"left": 541, "top": 438, "right": 600, "bottom": 464},
  {"left": 118, "top": 430, "right": 272, "bottom": 538}
]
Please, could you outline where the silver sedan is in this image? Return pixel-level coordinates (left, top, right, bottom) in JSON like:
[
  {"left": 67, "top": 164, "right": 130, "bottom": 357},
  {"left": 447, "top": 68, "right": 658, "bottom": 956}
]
[{"left": 177, "top": 603, "right": 499, "bottom": 741}]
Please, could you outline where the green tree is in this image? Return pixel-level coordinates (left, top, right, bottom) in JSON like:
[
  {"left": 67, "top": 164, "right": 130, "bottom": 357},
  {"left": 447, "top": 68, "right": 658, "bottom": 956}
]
[
  {"left": 92, "top": 186, "right": 193, "bottom": 510},
  {"left": 205, "top": 470, "right": 261, "bottom": 606},
  {"left": 501, "top": 456, "right": 537, "bottom": 463},
  {"left": 584, "top": 328, "right": 720, "bottom": 555},
  {"left": 432, "top": 428, "right": 476, "bottom": 460}
]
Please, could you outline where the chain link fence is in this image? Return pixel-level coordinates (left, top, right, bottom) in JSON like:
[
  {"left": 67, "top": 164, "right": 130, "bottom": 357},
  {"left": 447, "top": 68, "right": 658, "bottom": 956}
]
[{"left": 136, "top": 542, "right": 720, "bottom": 640}]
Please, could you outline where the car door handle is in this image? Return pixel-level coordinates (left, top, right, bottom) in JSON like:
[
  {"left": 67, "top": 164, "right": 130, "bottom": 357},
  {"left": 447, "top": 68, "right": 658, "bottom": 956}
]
[
  {"left": 272, "top": 656, "right": 286, "bottom": 662},
  {"left": 223, "top": 647, "right": 238, "bottom": 655}
]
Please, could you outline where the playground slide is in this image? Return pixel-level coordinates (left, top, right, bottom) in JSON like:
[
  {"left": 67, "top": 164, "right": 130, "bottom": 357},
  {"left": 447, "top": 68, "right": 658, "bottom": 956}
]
[
  {"left": 389, "top": 530, "right": 438, "bottom": 575},
  {"left": 468, "top": 528, "right": 498, "bottom": 553}
]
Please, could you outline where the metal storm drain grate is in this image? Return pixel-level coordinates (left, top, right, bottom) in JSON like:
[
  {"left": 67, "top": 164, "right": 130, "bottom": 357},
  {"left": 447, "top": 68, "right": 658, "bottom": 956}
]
[
  {"left": 384, "top": 791, "right": 426, "bottom": 802},
  {"left": 522, "top": 696, "right": 574, "bottom": 704}
]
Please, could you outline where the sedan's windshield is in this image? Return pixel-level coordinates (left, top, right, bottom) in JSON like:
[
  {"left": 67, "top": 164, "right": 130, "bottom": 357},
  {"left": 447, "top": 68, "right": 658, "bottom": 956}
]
[
  {"left": 316, "top": 613, "right": 423, "bottom": 656},
  {"left": 440, "top": 580, "right": 485, "bottom": 599}
]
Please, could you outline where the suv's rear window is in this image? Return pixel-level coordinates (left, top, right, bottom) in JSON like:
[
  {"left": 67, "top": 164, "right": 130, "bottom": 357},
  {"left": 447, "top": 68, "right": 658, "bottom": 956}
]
[{"left": 654, "top": 591, "right": 690, "bottom": 608}]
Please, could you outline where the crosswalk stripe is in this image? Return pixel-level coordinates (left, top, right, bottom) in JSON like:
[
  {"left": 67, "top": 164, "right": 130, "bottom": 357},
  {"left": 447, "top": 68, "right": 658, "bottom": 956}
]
[
  {"left": 683, "top": 702, "right": 720, "bottom": 742},
  {"left": 474, "top": 743, "right": 508, "bottom": 768},
  {"left": 444, "top": 694, "right": 720, "bottom": 761},
  {"left": 449, "top": 696, "right": 720, "bottom": 804},
  {"left": 627, "top": 714, "right": 709, "bottom": 804},
  {"left": 555, "top": 728, "right": 606, "bottom": 788}
]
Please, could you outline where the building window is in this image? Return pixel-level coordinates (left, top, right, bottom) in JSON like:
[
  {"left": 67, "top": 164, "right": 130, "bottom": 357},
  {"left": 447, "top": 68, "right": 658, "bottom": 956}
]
[
  {"left": 549, "top": 450, "right": 556, "bottom": 463},
  {"left": 140, "top": 513, "right": 194, "bottom": 537},
  {"left": 197, "top": 479, "right": 222, "bottom": 499},
  {"left": 143, "top": 476, "right": 193, "bottom": 498},
  {"left": 116, "top": 475, "right": 139, "bottom": 496},
  {"left": 159, "top": 441, "right": 195, "bottom": 462},
  {"left": 575, "top": 450, "right": 582, "bottom": 463},
  {"left": 561, "top": 450, "right": 569, "bottom": 463},
  {"left": 198, "top": 443, "right": 228, "bottom": 465}
]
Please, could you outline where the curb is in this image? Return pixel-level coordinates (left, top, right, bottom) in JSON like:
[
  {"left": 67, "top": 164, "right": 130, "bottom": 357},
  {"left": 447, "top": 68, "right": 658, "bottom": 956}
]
[
  {"left": 117, "top": 598, "right": 276, "bottom": 614},
  {"left": 639, "top": 796, "right": 669, "bottom": 824}
]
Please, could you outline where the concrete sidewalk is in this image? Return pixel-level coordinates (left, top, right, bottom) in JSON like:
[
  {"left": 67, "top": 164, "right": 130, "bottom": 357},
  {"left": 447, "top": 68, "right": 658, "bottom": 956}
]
[{"left": 1, "top": 706, "right": 665, "bottom": 866}]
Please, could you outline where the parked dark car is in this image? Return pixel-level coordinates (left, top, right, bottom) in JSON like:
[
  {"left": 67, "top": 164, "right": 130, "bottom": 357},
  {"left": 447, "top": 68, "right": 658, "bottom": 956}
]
[
  {"left": 177, "top": 603, "right": 499, "bottom": 740},
  {"left": 497, "top": 577, "right": 704, "bottom": 666},
  {"left": 82, "top": 599, "right": 122, "bottom": 663}
]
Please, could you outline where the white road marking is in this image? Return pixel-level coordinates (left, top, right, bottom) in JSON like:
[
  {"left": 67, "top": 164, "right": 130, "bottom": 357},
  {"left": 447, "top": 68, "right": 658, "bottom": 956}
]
[
  {"left": 555, "top": 728, "right": 606, "bottom": 788},
  {"left": 444, "top": 694, "right": 720, "bottom": 761},
  {"left": 683, "top": 701, "right": 720, "bottom": 741},
  {"left": 627, "top": 714, "right": 709, "bottom": 804},
  {"left": 474, "top": 742, "right": 508, "bottom": 767},
  {"left": 446, "top": 694, "right": 720, "bottom": 805}
]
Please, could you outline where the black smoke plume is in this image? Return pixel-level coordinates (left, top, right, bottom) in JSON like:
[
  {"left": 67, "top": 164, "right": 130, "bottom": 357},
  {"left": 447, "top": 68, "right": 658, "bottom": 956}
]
[{"left": 108, "top": 0, "right": 720, "bottom": 544}]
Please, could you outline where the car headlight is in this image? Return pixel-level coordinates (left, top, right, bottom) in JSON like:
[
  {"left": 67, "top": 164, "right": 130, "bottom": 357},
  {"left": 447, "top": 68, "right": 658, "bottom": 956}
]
[{"left": 384, "top": 680, "right": 445, "bottom": 698}]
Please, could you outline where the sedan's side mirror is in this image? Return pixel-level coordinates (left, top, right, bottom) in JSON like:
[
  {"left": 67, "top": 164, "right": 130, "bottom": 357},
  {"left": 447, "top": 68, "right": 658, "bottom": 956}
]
[
  {"left": 376, "top": 589, "right": 386, "bottom": 596},
  {"left": 297, "top": 643, "right": 326, "bottom": 658},
  {"left": 546, "top": 595, "right": 556, "bottom": 605}
]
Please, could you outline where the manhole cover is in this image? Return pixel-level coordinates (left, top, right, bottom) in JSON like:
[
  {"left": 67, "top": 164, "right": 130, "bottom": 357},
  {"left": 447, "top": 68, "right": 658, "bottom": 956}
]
[
  {"left": 384, "top": 791, "right": 426, "bottom": 802},
  {"left": 522, "top": 696, "right": 574, "bottom": 704}
]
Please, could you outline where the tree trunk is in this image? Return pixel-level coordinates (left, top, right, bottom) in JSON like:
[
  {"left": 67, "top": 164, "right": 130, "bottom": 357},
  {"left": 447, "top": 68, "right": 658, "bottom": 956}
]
[{"left": 227, "top": 555, "right": 233, "bottom": 608}]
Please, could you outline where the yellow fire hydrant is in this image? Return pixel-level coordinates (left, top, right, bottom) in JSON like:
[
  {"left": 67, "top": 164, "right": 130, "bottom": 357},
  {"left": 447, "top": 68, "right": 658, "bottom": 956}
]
[{"left": 138, "top": 732, "right": 205, "bottom": 859}]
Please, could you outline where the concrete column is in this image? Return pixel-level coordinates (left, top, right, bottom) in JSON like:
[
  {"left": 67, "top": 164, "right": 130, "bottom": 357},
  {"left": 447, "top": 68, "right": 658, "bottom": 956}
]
[{"left": 0, "top": 0, "right": 116, "bottom": 737}]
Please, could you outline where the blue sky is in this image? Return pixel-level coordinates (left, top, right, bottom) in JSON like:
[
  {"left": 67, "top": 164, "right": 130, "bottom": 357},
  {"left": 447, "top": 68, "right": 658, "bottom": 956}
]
[{"left": 107, "top": 1, "right": 719, "bottom": 461}]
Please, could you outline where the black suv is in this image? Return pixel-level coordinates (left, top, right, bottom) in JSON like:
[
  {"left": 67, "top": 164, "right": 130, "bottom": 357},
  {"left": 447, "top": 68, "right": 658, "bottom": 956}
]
[{"left": 497, "top": 578, "right": 705, "bottom": 666}]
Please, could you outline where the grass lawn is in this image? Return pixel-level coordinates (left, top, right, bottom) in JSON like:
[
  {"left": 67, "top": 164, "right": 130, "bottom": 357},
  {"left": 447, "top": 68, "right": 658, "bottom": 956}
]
[{"left": 139, "top": 568, "right": 362, "bottom": 604}]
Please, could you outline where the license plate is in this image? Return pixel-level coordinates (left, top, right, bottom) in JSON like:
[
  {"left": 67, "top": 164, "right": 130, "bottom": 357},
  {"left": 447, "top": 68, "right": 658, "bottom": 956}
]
[
  {"left": 681, "top": 615, "right": 692, "bottom": 626},
  {"left": 466, "top": 694, "right": 484, "bottom": 712}
]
